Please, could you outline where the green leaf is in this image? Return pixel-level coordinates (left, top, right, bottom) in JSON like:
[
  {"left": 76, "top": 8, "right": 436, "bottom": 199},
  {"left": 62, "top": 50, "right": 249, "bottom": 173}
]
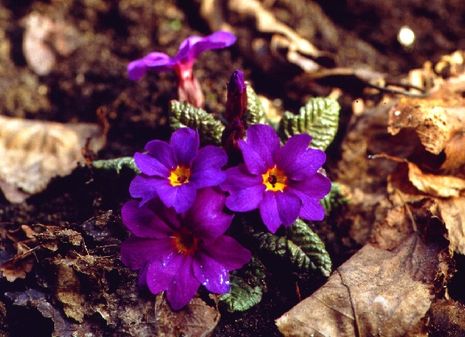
[
  {"left": 92, "top": 156, "right": 139, "bottom": 174},
  {"left": 244, "top": 84, "right": 267, "bottom": 125},
  {"left": 251, "top": 219, "right": 332, "bottom": 277},
  {"left": 169, "top": 100, "right": 225, "bottom": 144},
  {"left": 322, "top": 182, "right": 347, "bottom": 214},
  {"left": 279, "top": 97, "right": 340, "bottom": 150},
  {"left": 219, "top": 258, "right": 267, "bottom": 313}
]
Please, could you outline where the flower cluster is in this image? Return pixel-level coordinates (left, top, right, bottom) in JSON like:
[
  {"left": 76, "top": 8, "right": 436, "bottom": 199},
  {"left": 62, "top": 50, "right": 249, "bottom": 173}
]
[
  {"left": 121, "top": 64, "right": 331, "bottom": 310},
  {"left": 128, "top": 31, "right": 236, "bottom": 107}
]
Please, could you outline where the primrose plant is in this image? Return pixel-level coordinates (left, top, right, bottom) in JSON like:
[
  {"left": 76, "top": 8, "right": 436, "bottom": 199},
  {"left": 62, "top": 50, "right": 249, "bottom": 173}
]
[
  {"left": 103, "top": 40, "right": 343, "bottom": 312},
  {"left": 127, "top": 31, "right": 236, "bottom": 107}
]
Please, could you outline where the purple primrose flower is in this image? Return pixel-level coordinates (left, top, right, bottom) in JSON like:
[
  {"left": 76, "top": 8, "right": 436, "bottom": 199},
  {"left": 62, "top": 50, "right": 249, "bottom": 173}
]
[
  {"left": 127, "top": 31, "right": 237, "bottom": 107},
  {"left": 121, "top": 188, "right": 251, "bottom": 310},
  {"left": 221, "top": 124, "right": 331, "bottom": 233},
  {"left": 130, "top": 127, "right": 228, "bottom": 213}
]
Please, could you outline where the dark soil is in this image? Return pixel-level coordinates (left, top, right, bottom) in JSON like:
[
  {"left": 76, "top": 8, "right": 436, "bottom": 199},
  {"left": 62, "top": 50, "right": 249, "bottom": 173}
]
[{"left": 1, "top": 1, "right": 464, "bottom": 336}]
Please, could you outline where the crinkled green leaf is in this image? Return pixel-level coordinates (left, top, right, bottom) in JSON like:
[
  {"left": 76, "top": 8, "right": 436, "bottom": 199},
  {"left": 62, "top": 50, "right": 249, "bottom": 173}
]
[
  {"left": 169, "top": 100, "right": 224, "bottom": 144},
  {"left": 279, "top": 97, "right": 340, "bottom": 150},
  {"left": 244, "top": 84, "right": 267, "bottom": 125},
  {"left": 92, "top": 157, "right": 139, "bottom": 174},
  {"left": 219, "top": 258, "right": 266, "bottom": 313},
  {"left": 251, "top": 219, "right": 331, "bottom": 277},
  {"left": 322, "top": 182, "right": 347, "bottom": 214}
]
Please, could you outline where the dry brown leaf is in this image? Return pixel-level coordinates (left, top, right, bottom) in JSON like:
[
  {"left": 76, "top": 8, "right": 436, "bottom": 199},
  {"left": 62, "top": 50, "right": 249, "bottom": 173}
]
[
  {"left": 276, "top": 235, "right": 440, "bottom": 337},
  {"left": 22, "top": 13, "right": 80, "bottom": 76},
  {"left": 55, "top": 260, "right": 86, "bottom": 322},
  {"left": 437, "top": 197, "right": 465, "bottom": 255},
  {"left": 406, "top": 161, "right": 465, "bottom": 198},
  {"left": 0, "top": 115, "right": 105, "bottom": 203},
  {"left": 155, "top": 295, "right": 220, "bottom": 337}
]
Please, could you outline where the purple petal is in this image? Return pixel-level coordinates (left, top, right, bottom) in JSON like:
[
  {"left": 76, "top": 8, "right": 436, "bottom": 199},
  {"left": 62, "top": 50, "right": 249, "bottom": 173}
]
[
  {"left": 276, "top": 143, "right": 326, "bottom": 180},
  {"left": 156, "top": 180, "right": 197, "bottom": 213},
  {"left": 129, "top": 175, "right": 159, "bottom": 205},
  {"left": 289, "top": 173, "right": 331, "bottom": 199},
  {"left": 193, "top": 253, "right": 230, "bottom": 294},
  {"left": 127, "top": 52, "right": 175, "bottom": 81},
  {"left": 122, "top": 200, "right": 173, "bottom": 238},
  {"left": 146, "top": 252, "right": 183, "bottom": 295},
  {"left": 144, "top": 140, "right": 176, "bottom": 169},
  {"left": 239, "top": 124, "right": 280, "bottom": 174},
  {"left": 259, "top": 192, "right": 281, "bottom": 233},
  {"left": 134, "top": 152, "right": 169, "bottom": 177},
  {"left": 170, "top": 128, "right": 199, "bottom": 165},
  {"left": 222, "top": 165, "right": 264, "bottom": 212},
  {"left": 121, "top": 237, "right": 173, "bottom": 270},
  {"left": 190, "top": 146, "right": 227, "bottom": 188},
  {"left": 186, "top": 188, "right": 232, "bottom": 240},
  {"left": 299, "top": 196, "right": 325, "bottom": 221},
  {"left": 166, "top": 256, "right": 200, "bottom": 310},
  {"left": 175, "top": 31, "right": 236, "bottom": 64},
  {"left": 203, "top": 236, "right": 251, "bottom": 270},
  {"left": 275, "top": 191, "right": 301, "bottom": 226}
]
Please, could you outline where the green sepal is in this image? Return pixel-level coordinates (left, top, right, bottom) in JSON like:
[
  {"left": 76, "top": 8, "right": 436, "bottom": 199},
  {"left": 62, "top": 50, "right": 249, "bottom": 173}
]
[
  {"left": 322, "top": 182, "right": 347, "bottom": 214},
  {"left": 279, "top": 97, "right": 340, "bottom": 150},
  {"left": 169, "top": 100, "right": 225, "bottom": 144},
  {"left": 251, "top": 219, "right": 332, "bottom": 277},
  {"left": 92, "top": 156, "right": 139, "bottom": 174},
  {"left": 244, "top": 84, "right": 267, "bottom": 125},
  {"left": 219, "top": 258, "right": 267, "bottom": 313}
]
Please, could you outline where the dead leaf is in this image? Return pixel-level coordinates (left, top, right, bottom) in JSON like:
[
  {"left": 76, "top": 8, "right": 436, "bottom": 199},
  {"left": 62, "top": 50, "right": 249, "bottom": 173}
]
[
  {"left": 437, "top": 198, "right": 465, "bottom": 255},
  {"left": 55, "top": 260, "right": 86, "bottom": 322},
  {"left": 276, "top": 235, "right": 441, "bottom": 337},
  {"left": 22, "top": 13, "right": 80, "bottom": 76},
  {"left": 0, "top": 115, "right": 105, "bottom": 203},
  {"left": 155, "top": 295, "right": 220, "bottom": 337}
]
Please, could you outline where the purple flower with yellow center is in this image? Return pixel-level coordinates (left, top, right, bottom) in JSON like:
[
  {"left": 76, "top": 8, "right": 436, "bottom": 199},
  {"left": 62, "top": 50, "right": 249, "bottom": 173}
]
[
  {"left": 221, "top": 124, "right": 331, "bottom": 233},
  {"left": 130, "top": 127, "right": 228, "bottom": 213},
  {"left": 127, "top": 31, "right": 236, "bottom": 107},
  {"left": 121, "top": 188, "right": 251, "bottom": 310}
]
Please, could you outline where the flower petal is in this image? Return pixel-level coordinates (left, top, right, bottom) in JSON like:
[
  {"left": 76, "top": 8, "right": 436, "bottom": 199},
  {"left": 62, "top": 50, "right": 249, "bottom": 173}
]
[
  {"left": 166, "top": 256, "right": 200, "bottom": 310},
  {"left": 289, "top": 173, "right": 331, "bottom": 199},
  {"left": 127, "top": 52, "right": 175, "bottom": 81},
  {"left": 222, "top": 165, "right": 264, "bottom": 212},
  {"left": 121, "top": 200, "right": 173, "bottom": 238},
  {"left": 134, "top": 152, "right": 169, "bottom": 177},
  {"left": 259, "top": 192, "right": 281, "bottom": 233},
  {"left": 121, "top": 237, "right": 173, "bottom": 270},
  {"left": 239, "top": 124, "right": 280, "bottom": 174},
  {"left": 190, "top": 146, "right": 228, "bottom": 188},
  {"left": 193, "top": 253, "right": 230, "bottom": 294},
  {"left": 187, "top": 188, "right": 232, "bottom": 240},
  {"left": 129, "top": 175, "right": 159, "bottom": 205},
  {"left": 203, "top": 236, "right": 251, "bottom": 270},
  {"left": 298, "top": 196, "right": 325, "bottom": 221},
  {"left": 175, "top": 31, "right": 236, "bottom": 64},
  {"left": 156, "top": 180, "right": 197, "bottom": 213},
  {"left": 146, "top": 252, "right": 183, "bottom": 295},
  {"left": 144, "top": 140, "right": 176, "bottom": 169},
  {"left": 170, "top": 128, "right": 200, "bottom": 165},
  {"left": 275, "top": 191, "right": 301, "bottom": 226}
]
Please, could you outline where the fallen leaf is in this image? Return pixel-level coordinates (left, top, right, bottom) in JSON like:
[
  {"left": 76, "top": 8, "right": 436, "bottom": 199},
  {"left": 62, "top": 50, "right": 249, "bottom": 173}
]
[
  {"left": 155, "top": 295, "right": 220, "bottom": 337},
  {"left": 276, "top": 235, "right": 441, "bottom": 337},
  {"left": 22, "top": 13, "right": 80, "bottom": 76},
  {"left": 436, "top": 197, "right": 465, "bottom": 255},
  {"left": 55, "top": 260, "right": 86, "bottom": 322},
  {"left": 0, "top": 116, "right": 105, "bottom": 203}
]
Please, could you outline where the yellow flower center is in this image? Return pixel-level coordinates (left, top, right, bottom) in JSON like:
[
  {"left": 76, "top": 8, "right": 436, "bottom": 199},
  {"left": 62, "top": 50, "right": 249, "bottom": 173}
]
[
  {"left": 171, "top": 227, "right": 199, "bottom": 256},
  {"left": 262, "top": 165, "right": 287, "bottom": 192},
  {"left": 168, "top": 165, "right": 191, "bottom": 187}
]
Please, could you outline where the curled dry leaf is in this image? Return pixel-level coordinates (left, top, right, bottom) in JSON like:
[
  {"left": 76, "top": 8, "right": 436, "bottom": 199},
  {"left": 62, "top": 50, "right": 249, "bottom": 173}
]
[
  {"left": 436, "top": 197, "right": 465, "bottom": 255},
  {"left": 155, "top": 295, "right": 220, "bottom": 337},
  {"left": 0, "top": 116, "right": 105, "bottom": 203},
  {"left": 22, "top": 13, "right": 80, "bottom": 76},
  {"left": 276, "top": 235, "right": 441, "bottom": 337}
]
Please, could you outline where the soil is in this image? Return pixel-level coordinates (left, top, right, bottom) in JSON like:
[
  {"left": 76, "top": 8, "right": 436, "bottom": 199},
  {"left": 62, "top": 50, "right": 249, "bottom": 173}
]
[{"left": 1, "top": 1, "right": 465, "bottom": 336}]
